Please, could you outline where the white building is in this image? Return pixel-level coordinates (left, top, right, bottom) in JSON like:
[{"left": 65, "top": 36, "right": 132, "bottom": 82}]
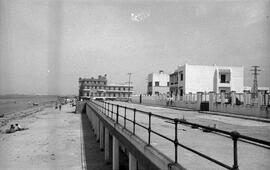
[
  {"left": 147, "top": 70, "right": 170, "bottom": 95},
  {"left": 170, "top": 64, "right": 244, "bottom": 99},
  {"left": 79, "top": 76, "right": 133, "bottom": 100}
]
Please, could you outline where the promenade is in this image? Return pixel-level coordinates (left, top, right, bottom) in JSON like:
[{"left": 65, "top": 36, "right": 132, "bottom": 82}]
[
  {"left": 100, "top": 101, "right": 270, "bottom": 170},
  {"left": 0, "top": 105, "right": 111, "bottom": 170}
]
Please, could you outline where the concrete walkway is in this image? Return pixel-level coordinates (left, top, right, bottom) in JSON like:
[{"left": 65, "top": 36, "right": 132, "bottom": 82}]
[{"left": 0, "top": 104, "right": 111, "bottom": 170}]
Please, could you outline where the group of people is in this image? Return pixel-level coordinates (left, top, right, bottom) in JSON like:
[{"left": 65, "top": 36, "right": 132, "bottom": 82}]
[
  {"left": 55, "top": 104, "right": 62, "bottom": 110},
  {"left": 6, "top": 123, "right": 23, "bottom": 134}
]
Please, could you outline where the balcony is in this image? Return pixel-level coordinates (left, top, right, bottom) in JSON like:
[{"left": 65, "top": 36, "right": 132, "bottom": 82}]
[
  {"left": 219, "top": 81, "right": 231, "bottom": 87},
  {"left": 220, "top": 80, "right": 230, "bottom": 84}
]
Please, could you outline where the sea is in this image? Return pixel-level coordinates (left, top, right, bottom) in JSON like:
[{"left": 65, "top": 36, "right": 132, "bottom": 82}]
[{"left": 0, "top": 95, "right": 58, "bottom": 116}]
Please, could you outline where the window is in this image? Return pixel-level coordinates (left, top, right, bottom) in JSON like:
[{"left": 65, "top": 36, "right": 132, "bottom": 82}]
[
  {"left": 155, "top": 81, "right": 159, "bottom": 86},
  {"left": 87, "top": 92, "right": 89, "bottom": 96},
  {"left": 220, "top": 74, "right": 226, "bottom": 83},
  {"left": 180, "top": 73, "right": 183, "bottom": 81},
  {"left": 123, "top": 93, "right": 125, "bottom": 97},
  {"left": 113, "top": 93, "right": 116, "bottom": 97},
  {"left": 87, "top": 86, "right": 89, "bottom": 89},
  {"left": 148, "top": 82, "right": 152, "bottom": 87},
  {"left": 180, "top": 88, "right": 183, "bottom": 96},
  {"left": 167, "top": 82, "right": 169, "bottom": 86}
]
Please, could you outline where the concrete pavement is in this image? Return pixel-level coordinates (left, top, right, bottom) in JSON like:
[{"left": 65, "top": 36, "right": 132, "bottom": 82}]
[{"left": 105, "top": 101, "right": 270, "bottom": 170}]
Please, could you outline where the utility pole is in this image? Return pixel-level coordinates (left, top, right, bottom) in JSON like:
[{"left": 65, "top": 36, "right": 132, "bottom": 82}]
[
  {"left": 128, "top": 73, "right": 132, "bottom": 101},
  {"left": 250, "top": 66, "right": 261, "bottom": 99}
]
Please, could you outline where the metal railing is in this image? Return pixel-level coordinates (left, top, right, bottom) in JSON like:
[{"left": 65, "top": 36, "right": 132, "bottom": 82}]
[{"left": 89, "top": 100, "right": 270, "bottom": 170}]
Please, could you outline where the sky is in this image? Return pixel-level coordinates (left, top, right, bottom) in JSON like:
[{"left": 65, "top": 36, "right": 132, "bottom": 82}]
[{"left": 0, "top": 0, "right": 270, "bottom": 95}]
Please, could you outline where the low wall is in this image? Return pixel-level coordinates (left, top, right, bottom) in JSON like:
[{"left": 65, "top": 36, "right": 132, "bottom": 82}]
[
  {"left": 75, "top": 101, "right": 86, "bottom": 114},
  {"left": 173, "top": 100, "right": 198, "bottom": 110},
  {"left": 132, "top": 94, "right": 270, "bottom": 119},
  {"left": 132, "top": 95, "right": 198, "bottom": 110},
  {"left": 210, "top": 103, "right": 270, "bottom": 118}
]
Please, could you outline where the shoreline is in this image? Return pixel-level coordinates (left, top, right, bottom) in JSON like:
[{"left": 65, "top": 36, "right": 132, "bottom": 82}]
[
  {"left": 0, "top": 107, "right": 44, "bottom": 128},
  {"left": 0, "top": 99, "right": 57, "bottom": 128}
]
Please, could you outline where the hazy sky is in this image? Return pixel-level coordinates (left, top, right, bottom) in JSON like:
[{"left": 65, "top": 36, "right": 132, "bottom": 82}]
[{"left": 0, "top": 0, "right": 270, "bottom": 95}]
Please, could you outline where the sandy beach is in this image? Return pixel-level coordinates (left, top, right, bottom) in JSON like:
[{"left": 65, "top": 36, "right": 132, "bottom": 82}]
[{"left": 0, "top": 104, "right": 82, "bottom": 170}]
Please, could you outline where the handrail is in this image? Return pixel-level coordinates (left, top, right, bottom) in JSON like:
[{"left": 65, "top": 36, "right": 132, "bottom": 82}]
[{"left": 88, "top": 100, "right": 270, "bottom": 170}]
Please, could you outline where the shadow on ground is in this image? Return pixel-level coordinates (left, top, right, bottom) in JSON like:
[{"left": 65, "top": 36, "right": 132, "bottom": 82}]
[{"left": 81, "top": 112, "right": 112, "bottom": 170}]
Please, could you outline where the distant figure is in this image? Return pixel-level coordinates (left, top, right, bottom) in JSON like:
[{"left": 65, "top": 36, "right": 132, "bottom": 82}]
[
  {"left": 5, "top": 124, "right": 16, "bottom": 134},
  {"left": 10, "top": 124, "right": 15, "bottom": 131},
  {"left": 14, "top": 123, "right": 22, "bottom": 131},
  {"left": 59, "top": 104, "right": 62, "bottom": 111}
]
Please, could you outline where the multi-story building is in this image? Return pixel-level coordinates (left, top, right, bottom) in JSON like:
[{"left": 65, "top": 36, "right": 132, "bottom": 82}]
[
  {"left": 170, "top": 64, "right": 244, "bottom": 99},
  {"left": 147, "top": 70, "right": 170, "bottom": 95},
  {"left": 79, "top": 75, "right": 133, "bottom": 100}
]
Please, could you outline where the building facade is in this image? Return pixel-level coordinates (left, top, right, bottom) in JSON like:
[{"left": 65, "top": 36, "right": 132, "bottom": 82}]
[
  {"left": 170, "top": 64, "right": 244, "bottom": 100},
  {"left": 147, "top": 70, "right": 170, "bottom": 95},
  {"left": 79, "top": 75, "right": 133, "bottom": 100}
]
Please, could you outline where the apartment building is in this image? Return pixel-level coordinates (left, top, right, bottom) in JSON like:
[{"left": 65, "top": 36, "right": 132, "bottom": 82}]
[
  {"left": 170, "top": 64, "right": 244, "bottom": 99},
  {"left": 79, "top": 75, "right": 133, "bottom": 100},
  {"left": 147, "top": 70, "right": 170, "bottom": 95}
]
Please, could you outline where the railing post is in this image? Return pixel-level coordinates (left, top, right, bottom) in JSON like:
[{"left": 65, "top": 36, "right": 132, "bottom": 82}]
[
  {"left": 231, "top": 131, "right": 240, "bottom": 170},
  {"left": 111, "top": 104, "right": 113, "bottom": 119},
  {"left": 103, "top": 101, "right": 105, "bottom": 113},
  {"left": 148, "top": 112, "right": 152, "bottom": 145},
  {"left": 174, "top": 118, "right": 179, "bottom": 163},
  {"left": 133, "top": 109, "right": 136, "bottom": 134},
  {"left": 104, "top": 102, "right": 106, "bottom": 115},
  {"left": 116, "top": 105, "right": 119, "bottom": 124},
  {"left": 107, "top": 103, "right": 110, "bottom": 116},
  {"left": 124, "top": 107, "right": 127, "bottom": 128}
]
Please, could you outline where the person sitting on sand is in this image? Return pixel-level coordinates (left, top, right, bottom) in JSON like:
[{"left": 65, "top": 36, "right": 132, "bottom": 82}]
[
  {"left": 14, "top": 123, "right": 22, "bottom": 131},
  {"left": 5, "top": 124, "right": 16, "bottom": 134}
]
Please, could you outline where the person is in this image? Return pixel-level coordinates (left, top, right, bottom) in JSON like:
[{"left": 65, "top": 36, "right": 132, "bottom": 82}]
[
  {"left": 14, "top": 123, "right": 22, "bottom": 131},
  {"left": 10, "top": 124, "right": 15, "bottom": 131},
  {"left": 5, "top": 124, "right": 16, "bottom": 133},
  {"left": 59, "top": 104, "right": 62, "bottom": 111}
]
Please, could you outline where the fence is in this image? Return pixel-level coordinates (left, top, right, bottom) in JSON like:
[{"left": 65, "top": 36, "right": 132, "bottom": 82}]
[
  {"left": 132, "top": 92, "right": 270, "bottom": 118},
  {"left": 89, "top": 100, "right": 270, "bottom": 170}
]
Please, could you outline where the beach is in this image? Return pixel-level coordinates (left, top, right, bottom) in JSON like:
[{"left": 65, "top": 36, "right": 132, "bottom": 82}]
[
  {"left": 0, "top": 102, "right": 112, "bottom": 170},
  {"left": 0, "top": 95, "right": 58, "bottom": 127},
  {"left": 0, "top": 104, "right": 82, "bottom": 170}
]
